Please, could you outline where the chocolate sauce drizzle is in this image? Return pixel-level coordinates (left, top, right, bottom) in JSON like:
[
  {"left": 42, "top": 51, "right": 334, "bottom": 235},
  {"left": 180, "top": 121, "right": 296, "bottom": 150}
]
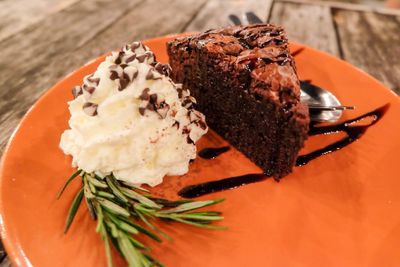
[
  {"left": 296, "top": 103, "right": 390, "bottom": 166},
  {"left": 291, "top": 47, "right": 305, "bottom": 57},
  {"left": 179, "top": 104, "right": 389, "bottom": 198},
  {"left": 198, "top": 146, "right": 230, "bottom": 159},
  {"left": 178, "top": 173, "right": 269, "bottom": 198}
]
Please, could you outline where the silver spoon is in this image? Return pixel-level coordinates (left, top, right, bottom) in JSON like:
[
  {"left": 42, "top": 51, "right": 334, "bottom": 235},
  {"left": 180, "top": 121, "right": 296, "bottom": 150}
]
[
  {"left": 300, "top": 81, "right": 354, "bottom": 122},
  {"left": 228, "top": 12, "right": 355, "bottom": 122}
]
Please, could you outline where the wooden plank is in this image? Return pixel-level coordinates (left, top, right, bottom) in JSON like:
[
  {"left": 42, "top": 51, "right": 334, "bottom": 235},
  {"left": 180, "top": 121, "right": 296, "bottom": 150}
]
[
  {"left": 0, "top": 0, "right": 144, "bottom": 152},
  {"left": 269, "top": 1, "right": 340, "bottom": 56},
  {"left": 0, "top": 0, "right": 207, "bottom": 152},
  {"left": 0, "top": 241, "right": 5, "bottom": 264},
  {"left": 333, "top": 10, "right": 400, "bottom": 94},
  {"left": 0, "top": 256, "right": 11, "bottom": 267},
  {"left": 277, "top": 0, "right": 400, "bottom": 16},
  {"left": 185, "top": 0, "right": 274, "bottom": 32},
  {"left": 0, "top": 0, "right": 80, "bottom": 42},
  {"left": 70, "top": 0, "right": 208, "bottom": 59}
]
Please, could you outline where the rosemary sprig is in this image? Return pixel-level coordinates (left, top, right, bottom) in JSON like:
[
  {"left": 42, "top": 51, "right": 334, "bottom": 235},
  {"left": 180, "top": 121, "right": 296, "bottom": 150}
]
[{"left": 58, "top": 171, "right": 225, "bottom": 267}]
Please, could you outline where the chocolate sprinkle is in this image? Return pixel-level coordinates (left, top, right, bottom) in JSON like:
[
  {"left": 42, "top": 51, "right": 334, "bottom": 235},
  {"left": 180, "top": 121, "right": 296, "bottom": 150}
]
[
  {"left": 139, "top": 107, "right": 146, "bottom": 116},
  {"left": 154, "top": 62, "right": 172, "bottom": 77},
  {"left": 84, "top": 86, "right": 96, "bottom": 94},
  {"left": 82, "top": 102, "right": 98, "bottom": 116},
  {"left": 110, "top": 70, "right": 119, "bottom": 80},
  {"left": 149, "top": 93, "right": 157, "bottom": 103},
  {"left": 139, "top": 88, "right": 150, "bottom": 101},
  {"left": 198, "top": 120, "right": 207, "bottom": 130},
  {"left": 146, "top": 102, "right": 155, "bottom": 111},
  {"left": 122, "top": 71, "right": 130, "bottom": 81},
  {"left": 119, "top": 78, "right": 129, "bottom": 91},
  {"left": 138, "top": 88, "right": 170, "bottom": 118},
  {"left": 136, "top": 54, "right": 148, "bottom": 63},
  {"left": 123, "top": 66, "right": 138, "bottom": 82},
  {"left": 114, "top": 51, "right": 124, "bottom": 64},
  {"left": 181, "top": 96, "right": 195, "bottom": 109},
  {"left": 131, "top": 41, "right": 141, "bottom": 50},
  {"left": 72, "top": 86, "right": 82, "bottom": 98},
  {"left": 187, "top": 136, "right": 194, "bottom": 145},
  {"left": 125, "top": 53, "right": 136, "bottom": 63},
  {"left": 87, "top": 77, "right": 100, "bottom": 85},
  {"left": 145, "top": 69, "right": 162, "bottom": 80},
  {"left": 182, "top": 125, "right": 196, "bottom": 144},
  {"left": 172, "top": 121, "right": 180, "bottom": 129},
  {"left": 176, "top": 88, "right": 183, "bottom": 98}
]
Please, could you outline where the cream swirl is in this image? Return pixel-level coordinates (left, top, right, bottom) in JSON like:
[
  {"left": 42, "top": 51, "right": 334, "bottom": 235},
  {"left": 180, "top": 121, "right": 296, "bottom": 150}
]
[{"left": 60, "top": 42, "right": 207, "bottom": 186}]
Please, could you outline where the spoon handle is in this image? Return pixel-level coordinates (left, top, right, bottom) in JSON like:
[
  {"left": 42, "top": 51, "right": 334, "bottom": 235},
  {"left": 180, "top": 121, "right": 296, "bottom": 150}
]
[{"left": 308, "top": 105, "right": 355, "bottom": 111}]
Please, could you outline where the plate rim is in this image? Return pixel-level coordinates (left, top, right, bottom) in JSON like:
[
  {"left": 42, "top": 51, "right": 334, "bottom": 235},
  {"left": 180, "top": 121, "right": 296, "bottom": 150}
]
[{"left": 0, "top": 32, "right": 399, "bottom": 267}]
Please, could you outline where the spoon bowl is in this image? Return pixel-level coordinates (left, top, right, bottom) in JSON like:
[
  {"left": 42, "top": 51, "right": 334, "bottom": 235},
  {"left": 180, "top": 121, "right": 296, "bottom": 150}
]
[{"left": 300, "top": 81, "right": 343, "bottom": 122}]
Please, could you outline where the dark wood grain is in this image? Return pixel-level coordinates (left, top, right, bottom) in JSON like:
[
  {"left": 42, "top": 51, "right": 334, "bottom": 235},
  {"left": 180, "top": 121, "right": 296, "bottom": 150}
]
[
  {"left": 278, "top": 0, "right": 400, "bottom": 16},
  {"left": 185, "top": 0, "right": 273, "bottom": 31},
  {"left": 0, "top": 257, "right": 10, "bottom": 267},
  {"left": 0, "top": 0, "right": 142, "bottom": 153},
  {"left": 0, "top": 0, "right": 208, "bottom": 154},
  {"left": 269, "top": 1, "right": 340, "bottom": 56},
  {"left": 69, "top": 0, "right": 208, "bottom": 61},
  {"left": 0, "top": 0, "right": 79, "bottom": 42},
  {"left": 333, "top": 10, "right": 400, "bottom": 93}
]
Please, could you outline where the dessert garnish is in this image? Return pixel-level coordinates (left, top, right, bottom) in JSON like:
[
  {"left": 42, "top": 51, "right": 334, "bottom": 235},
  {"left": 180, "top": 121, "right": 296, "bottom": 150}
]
[
  {"left": 198, "top": 146, "right": 230, "bottom": 159},
  {"left": 178, "top": 173, "right": 268, "bottom": 198},
  {"left": 60, "top": 41, "right": 207, "bottom": 186},
  {"left": 58, "top": 42, "right": 225, "bottom": 267},
  {"left": 58, "top": 170, "right": 225, "bottom": 267},
  {"left": 179, "top": 103, "right": 390, "bottom": 198},
  {"left": 296, "top": 103, "right": 389, "bottom": 166}
]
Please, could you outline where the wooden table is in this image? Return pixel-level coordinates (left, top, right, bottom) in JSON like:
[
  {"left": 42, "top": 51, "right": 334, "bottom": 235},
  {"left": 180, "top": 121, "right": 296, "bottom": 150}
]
[{"left": 0, "top": 0, "right": 399, "bottom": 265}]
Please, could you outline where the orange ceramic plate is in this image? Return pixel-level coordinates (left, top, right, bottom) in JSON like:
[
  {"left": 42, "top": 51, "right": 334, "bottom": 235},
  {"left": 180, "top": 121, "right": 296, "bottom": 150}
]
[{"left": 1, "top": 34, "right": 400, "bottom": 267}]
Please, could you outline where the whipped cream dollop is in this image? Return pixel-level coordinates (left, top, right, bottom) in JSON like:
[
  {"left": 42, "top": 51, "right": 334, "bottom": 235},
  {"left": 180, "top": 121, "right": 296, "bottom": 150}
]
[{"left": 60, "top": 42, "right": 207, "bottom": 186}]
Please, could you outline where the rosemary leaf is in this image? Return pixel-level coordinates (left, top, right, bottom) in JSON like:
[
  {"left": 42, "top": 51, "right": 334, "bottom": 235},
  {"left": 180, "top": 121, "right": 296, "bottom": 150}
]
[
  {"left": 158, "top": 199, "right": 225, "bottom": 214},
  {"left": 106, "top": 212, "right": 139, "bottom": 235},
  {"left": 185, "top": 211, "right": 223, "bottom": 216},
  {"left": 134, "top": 203, "right": 157, "bottom": 217},
  {"left": 64, "top": 187, "right": 84, "bottom": 233},
  {"left": 158, "top": 213, "right": 224, "bottom": 221},
  {"left": 89, "top": 181, "right": 97, "bottom": 194},
  {"left": 170, "top": 217, "right": 227, "bottom": 230},
  {"left": 127, "top": 235, "right": 148, "bottom": 250},
  {"left": 85, "top": 197, "right": 97, "bottom": 220},
  {"left": 124, "top": 219, "right": 162, "bottom": 242},
  {"left": 107, "top": 212, "right": 162, "bottom": 242},
  {"left": 105, "top": 219, "right": 120, "bottom": 238},
  {"left": 95, "top": 203, "right": 104, "bottom": 233},
  {"left": 118, "top": 234, "right": 143, "bottom": 267},
  {"left": 96, "top": 191, "right": 115, "bottom": 199},
  {"left": 120, "top": 187, "right": 162, "bottom": 209},
  {"left": 83, "top": 175, "right": 95, "bottom": 199},
  {"left": 99, "top": 219, "right": 114, "bottom": 267},
  {"left": 87, "top": 176, "right": 108, "bottom": 188},
  {"left": 121, "top": 181, "right": 150, "bottom": 193},
  {"left": 139, "top": 212, "right": 172, "bottom": 241},
  {"left": 57, "top": 169, "right": 81, "bottom": 199},
  {"left": 105, "top": 176, "right": 129, "bottom": 203},
  {"left": 143, "top": 254, "right": 165, "bottom": 267},
  {"left": 97, "top": 197, "right": 130, "bottom": 217},
  {"left": 136, "top": 208, "right": 156, "bottom": 230},
  {"left": 150, "top": 197, "right": 192, "bottom": 207},
  {"left": 61, "top": 170, "right": 226, "bottom": 267}
]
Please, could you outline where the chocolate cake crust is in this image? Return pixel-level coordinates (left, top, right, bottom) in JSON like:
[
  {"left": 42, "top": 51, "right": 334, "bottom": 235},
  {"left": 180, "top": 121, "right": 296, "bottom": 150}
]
[{"left": 167, "top": 24, "right": 309, "bottom": 179}]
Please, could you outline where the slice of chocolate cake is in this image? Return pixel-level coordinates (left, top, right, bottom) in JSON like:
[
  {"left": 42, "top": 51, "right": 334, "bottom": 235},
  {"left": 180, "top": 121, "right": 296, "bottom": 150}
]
[{"left": 167, "top": 24, "right": 309, "bottom": 179}]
